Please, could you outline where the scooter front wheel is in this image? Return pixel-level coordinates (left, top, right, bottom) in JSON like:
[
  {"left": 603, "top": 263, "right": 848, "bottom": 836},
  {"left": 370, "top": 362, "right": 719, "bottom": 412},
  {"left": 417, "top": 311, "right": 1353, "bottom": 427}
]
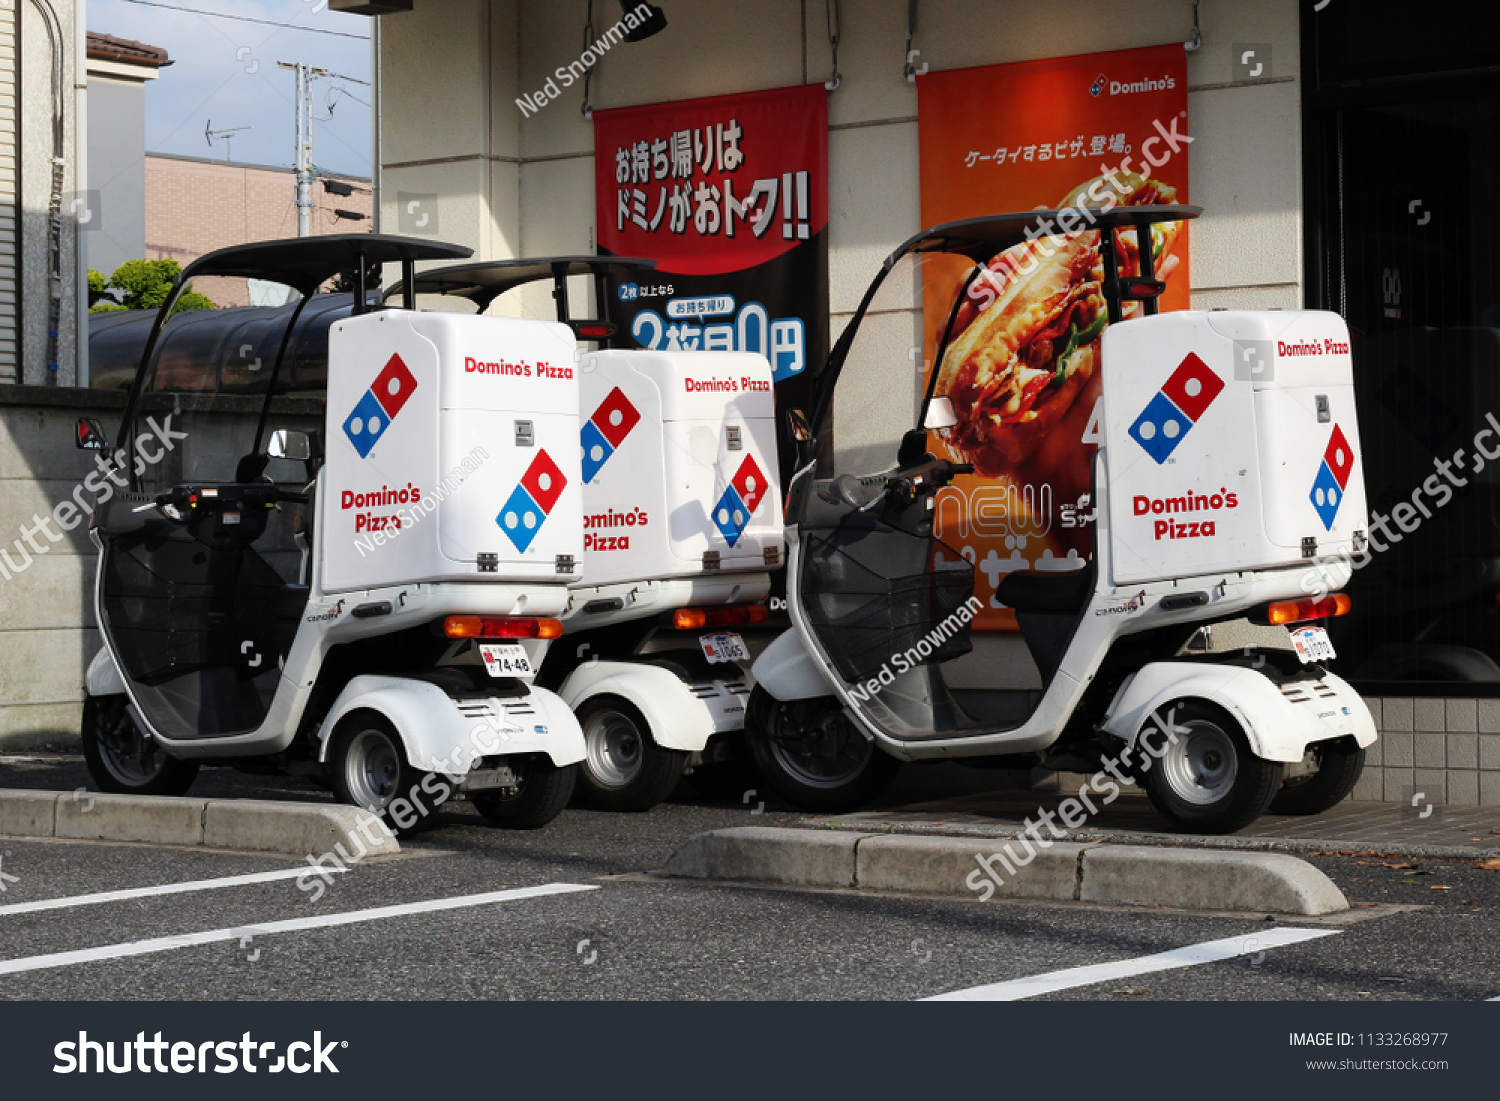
[
  {"left": 81, "top": 694, "right": 199, "bottom": 797},
  {"left": 1139, "top": 700, "right": 1282, "bottom": 834},
  {"left": 744, "top": 687, "right": 898, "bottom": 813}
]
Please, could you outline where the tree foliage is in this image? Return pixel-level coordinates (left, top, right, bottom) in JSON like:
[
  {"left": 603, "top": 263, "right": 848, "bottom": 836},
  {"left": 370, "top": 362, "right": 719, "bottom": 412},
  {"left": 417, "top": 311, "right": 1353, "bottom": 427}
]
[{"left": 88, "top": 258, "right": 216, "bottom": 315}]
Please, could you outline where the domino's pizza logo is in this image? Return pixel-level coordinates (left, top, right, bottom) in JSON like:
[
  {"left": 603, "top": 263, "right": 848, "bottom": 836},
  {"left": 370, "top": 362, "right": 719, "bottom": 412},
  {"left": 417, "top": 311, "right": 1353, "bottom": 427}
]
[
  {"left": 497, "top": 450, "right": 567, "bottom": 552},
  {"left": 712, "top": 454, "right": 769, "bottom": 547},
  {"left": 1128, "top": 352, "right": 1225, "bottom": 464},
  {"left": 1311, "top": 424, "right": 1354, "bottom": 530},
  {"left": 1089, "top": 73, "right": 1108, "bottom": 97},
  {"left": 581, "top": 386, "right": 641, "bottom": 482},
  {"left": 343, "top": 353, "right": 418, "bottom": 458}
]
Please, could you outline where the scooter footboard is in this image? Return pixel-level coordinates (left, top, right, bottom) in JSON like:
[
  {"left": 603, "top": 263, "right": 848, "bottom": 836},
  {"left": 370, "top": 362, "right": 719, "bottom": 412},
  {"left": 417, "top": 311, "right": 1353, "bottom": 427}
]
[
  {"left": 319, "top": 675, "right": 585, "bottom": 777},
  {"left": 1101, "top": 662, "right": 1377, "bottom": 763}
]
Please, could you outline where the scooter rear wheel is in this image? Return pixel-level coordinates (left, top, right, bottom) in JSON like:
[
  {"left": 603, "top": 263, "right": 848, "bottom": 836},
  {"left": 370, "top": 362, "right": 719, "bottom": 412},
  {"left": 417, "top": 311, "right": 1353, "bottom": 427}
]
[
  {"left": 1268, "top": 737, "right": 1365, "bottom": 815},
  {"left": 1140, "top": 700, "right": 1282, "bottom": 834},
  {"left": 81, "top": 694, "right": 199, "bottom": 797},
  {"left": 575, "top": 697, "right": 687, "bottom": 812},
  {"left": 744, "top": 687, "right": 898, "bottom": 813},
  {"left": 327, "top": 711, "right": 449, "bottom": 837},
  {"left": 473, "top": 759, "right": 576, "bottom": 829}
]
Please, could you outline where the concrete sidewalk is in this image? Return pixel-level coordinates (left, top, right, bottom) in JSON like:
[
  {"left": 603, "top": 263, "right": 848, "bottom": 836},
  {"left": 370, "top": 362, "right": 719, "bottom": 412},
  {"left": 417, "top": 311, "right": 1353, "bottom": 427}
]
[{"left": 816, "top": 789, "right": 1500, "bottom": 859}]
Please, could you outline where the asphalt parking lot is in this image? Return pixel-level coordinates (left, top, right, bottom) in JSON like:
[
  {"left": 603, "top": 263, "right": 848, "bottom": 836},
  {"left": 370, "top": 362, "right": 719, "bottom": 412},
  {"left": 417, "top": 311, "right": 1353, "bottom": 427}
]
[{"left": 1, "top": 751, "right": 1498, "bottom": 1001}]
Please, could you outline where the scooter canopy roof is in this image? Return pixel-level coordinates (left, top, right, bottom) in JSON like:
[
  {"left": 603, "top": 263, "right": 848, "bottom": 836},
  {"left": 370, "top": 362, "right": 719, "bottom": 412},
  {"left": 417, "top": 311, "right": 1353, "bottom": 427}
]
[
  {"left": 385, "top": 256, "right": 658, "bottom": 314},
  {"left": 177, "top": 233, "right": 473, "bottom": 297},
  {"left": 888, "top": 204, "right": 1202, "bottom": 269}
]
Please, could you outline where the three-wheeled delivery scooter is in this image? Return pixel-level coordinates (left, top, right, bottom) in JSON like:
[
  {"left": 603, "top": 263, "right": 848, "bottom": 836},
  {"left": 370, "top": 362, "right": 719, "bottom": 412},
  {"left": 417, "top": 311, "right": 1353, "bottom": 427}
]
[
  {"left": 78, "top": 234, "right": 590, "bottom": 831},
  {"left": 389, "top": 258, "right": 783, "bottom": 810},
  {"left": 750, "top": 206, "right": 1378, "bottom": 833}
]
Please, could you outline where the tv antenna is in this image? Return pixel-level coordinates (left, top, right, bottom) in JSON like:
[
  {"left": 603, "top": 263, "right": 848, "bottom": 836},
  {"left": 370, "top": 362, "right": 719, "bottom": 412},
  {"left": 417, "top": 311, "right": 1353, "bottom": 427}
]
[{"left": 206, "top": 120, "right": 252, "bottom": 162}]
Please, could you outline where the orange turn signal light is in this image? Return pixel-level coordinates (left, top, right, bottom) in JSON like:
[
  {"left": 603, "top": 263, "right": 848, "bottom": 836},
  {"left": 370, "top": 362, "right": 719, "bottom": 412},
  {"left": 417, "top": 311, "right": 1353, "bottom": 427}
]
[
  {"left": 672, "top": 604, "right": 769, "bottom": 630},
  {"left": 1267, "top": 593, "right": 1351, "bottom": 626},
  {"left": 443, "top": 615, "right": 562, "bottom": 640}
]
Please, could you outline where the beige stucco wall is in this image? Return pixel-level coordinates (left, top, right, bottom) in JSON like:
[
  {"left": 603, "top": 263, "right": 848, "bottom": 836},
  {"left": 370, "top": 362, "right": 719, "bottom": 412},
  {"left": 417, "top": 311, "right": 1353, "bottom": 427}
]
[{"left": 375, "top": 0, "right": 1303, "bottom": 318}]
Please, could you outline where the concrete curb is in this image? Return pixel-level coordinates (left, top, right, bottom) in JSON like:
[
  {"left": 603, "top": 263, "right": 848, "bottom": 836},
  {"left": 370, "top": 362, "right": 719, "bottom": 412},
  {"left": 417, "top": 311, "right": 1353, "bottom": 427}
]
[
  {"left": 662, "top": 827, "right": 1348, "bottom": 916},
  {"left": 0, "top": 790, "right": 400, "bottom": 857}
]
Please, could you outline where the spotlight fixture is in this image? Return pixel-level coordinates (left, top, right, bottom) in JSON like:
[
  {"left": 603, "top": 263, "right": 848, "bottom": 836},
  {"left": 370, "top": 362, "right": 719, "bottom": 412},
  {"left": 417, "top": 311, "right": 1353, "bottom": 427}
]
[{"left": 621, "top": 2, "right": 667, "bottom": 42}]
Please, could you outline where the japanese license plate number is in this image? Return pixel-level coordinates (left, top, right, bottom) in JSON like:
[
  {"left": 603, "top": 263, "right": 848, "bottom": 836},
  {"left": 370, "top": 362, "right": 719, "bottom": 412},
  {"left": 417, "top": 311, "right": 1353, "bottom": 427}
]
[
  {"left": 701, "top": 632, "right": 749, "bottom": 664},
  {"left": 479, "top": 642, "right": 534, "bottom": 678},
  {"left": 1289, "top": 626, "right": 1335, "bottom": 664}
]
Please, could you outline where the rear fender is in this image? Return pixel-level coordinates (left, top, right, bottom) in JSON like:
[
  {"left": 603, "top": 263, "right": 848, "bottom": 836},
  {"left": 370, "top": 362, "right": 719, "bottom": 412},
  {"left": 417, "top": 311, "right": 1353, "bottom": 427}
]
[
  {"left": 318, "top": 675, "right": 585, "bottom": 776},
  {"left": 1101, "top": 661, "right": 1377, "bottom": 764}
]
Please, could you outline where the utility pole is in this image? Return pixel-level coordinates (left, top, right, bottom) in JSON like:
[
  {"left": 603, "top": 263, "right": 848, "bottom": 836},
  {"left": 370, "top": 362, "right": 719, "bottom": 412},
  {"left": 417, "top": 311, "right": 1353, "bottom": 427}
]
[{"left": 278, "top": 61, "right": 326, "bottom": 237}]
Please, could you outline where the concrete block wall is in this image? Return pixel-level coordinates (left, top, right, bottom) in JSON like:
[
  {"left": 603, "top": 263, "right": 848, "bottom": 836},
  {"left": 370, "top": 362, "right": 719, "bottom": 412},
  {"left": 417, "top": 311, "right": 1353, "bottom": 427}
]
[
  {"left": 0, "top": 387, "right": 321, "bottom": 748},
  {"left": 1350, "top": 697, "right": 1500, "bottom": 808}
]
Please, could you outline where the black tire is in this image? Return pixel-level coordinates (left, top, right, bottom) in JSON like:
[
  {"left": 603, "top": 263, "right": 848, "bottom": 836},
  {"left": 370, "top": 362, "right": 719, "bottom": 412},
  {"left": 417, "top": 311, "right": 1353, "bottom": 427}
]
[
  {"left": 574, "top": 696, "right": 686, "bottom": 811},
  {"left": 473, "top": 759, "right": 576, "bottom": 829},
  {"left": 743, "top": 686, "right": 899, "bottom": 813},
  {"left": 327, "top": 710, "right": 449, "bottom": 838},
  {"left": 1269, "top": 737, "right": 1365, "bottom": 815},
  {"left": 1139, "top": 700, "right": 1283, "bottom": 834},
  {"left": 81, "top": 694, "right": 199, "bottom": 796}
]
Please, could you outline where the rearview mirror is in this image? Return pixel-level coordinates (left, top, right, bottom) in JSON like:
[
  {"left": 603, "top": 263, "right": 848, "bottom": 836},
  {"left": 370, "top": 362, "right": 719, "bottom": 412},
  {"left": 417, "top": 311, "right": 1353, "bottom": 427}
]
[
  {"left": 787, "top": 408, "right": 813, "bottom": 442},
  {"left": 923, "top": 397, "right": 958, "bottom": 431},
  {"left": 268, "top": 429, "right": 311, "bottom": 461},
  {"left": 75, "top": 417, "right": 107, "bottom": 451}
]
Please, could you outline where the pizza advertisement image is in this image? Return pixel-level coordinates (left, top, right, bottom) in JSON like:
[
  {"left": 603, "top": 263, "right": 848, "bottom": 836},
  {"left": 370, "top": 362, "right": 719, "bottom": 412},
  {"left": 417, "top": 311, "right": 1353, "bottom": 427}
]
[{"left": 916, "top": 44, "right": 1190, "bottom": 630}]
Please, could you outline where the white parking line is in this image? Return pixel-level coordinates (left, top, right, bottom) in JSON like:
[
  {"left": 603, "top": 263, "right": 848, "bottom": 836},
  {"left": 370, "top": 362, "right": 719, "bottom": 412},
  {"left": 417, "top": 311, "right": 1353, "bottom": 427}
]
[
  {"left": 925, "top": 927, "right": 1342, "bottom": 1001},
  {"left": 0, "top": 882, "right": 597, "bottom": 977},
  {"left": 0, "top": 866, "right": 347, "bottom": 918}
]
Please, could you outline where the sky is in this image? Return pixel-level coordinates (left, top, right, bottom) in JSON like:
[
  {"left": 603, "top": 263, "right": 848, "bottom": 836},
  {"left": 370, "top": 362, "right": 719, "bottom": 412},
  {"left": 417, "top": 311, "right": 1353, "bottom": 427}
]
[{"left": 88, "top": 0, "right": 373, "bottom": 178}]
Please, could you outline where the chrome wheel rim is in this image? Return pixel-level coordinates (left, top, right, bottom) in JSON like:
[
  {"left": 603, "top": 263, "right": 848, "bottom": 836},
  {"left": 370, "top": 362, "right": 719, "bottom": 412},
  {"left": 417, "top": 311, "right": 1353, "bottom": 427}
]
[
  {"left": 584, "top": 710, "right": 643, "bottom": 789},
  {"left": 344, "top": 728, "right": 401, "bottom": 809},
  {"left": 1158, "top": 719, "right": 1239, "bottom": 806},
  {"left": 95, "top": 701, "right": 168, "bottom": 786},
  {"left": 769, "top": 708, "right": 873, "bottom": 789}
]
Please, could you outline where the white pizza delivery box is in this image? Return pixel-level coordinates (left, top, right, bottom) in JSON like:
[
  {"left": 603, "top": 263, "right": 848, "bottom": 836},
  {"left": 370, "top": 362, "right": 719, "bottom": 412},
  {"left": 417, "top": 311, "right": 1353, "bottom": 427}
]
[
  {"left": 321, "top": 310, "right": 584, "bottom": 593},
  {"left": 1103, "top": 309, "right": 1368, "bottom": 586},
  {"left": 576, "top": 349, "right": 781, "bottom": 587}
]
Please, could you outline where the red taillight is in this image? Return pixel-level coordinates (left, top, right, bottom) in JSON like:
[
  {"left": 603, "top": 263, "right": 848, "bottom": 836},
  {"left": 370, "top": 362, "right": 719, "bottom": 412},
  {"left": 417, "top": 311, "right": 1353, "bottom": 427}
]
[
  {"left": 576, "top": 323, "right": 614, "bottom": 339},
  {"left": 672, "top": 604, "right": 770, "bottom": 630},
  {"left": 1267, "top": 593, "right": 1351, "bottom": 626},
  {"left": 443, "top": 616, "right": 563, "bottom": 639}
]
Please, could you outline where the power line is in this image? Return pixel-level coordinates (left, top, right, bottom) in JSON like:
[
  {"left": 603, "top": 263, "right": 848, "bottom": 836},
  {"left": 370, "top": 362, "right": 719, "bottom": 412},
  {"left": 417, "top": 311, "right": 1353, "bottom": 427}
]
[{"left": 120, "top": 0, "right": 371, "bottom": 40}]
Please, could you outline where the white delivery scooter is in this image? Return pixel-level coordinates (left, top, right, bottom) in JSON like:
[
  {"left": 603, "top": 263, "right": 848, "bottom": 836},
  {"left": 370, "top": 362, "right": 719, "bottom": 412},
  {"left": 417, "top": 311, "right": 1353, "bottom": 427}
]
[
  {"left": 77, "top": 235, "right": 588, "bottom": 832},
  {"left": 751, "top": 206, "right": 1378, "bottom": 833},
  {"left": 390, "top": 258, "right": 782, "bottom": 810}
]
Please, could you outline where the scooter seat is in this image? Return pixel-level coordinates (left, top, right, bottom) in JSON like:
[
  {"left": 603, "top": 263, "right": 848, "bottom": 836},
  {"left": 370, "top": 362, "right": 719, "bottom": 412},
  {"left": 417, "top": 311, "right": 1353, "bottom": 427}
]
[{"left": 997, "top": 568, "right": 1092, "bottom": 615}]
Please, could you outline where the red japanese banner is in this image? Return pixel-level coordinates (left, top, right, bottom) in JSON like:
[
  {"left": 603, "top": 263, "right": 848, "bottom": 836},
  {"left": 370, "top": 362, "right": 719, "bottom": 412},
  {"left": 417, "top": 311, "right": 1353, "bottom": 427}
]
[{"left": 916, "top": 44, "right": 1191, "bottom": 630}]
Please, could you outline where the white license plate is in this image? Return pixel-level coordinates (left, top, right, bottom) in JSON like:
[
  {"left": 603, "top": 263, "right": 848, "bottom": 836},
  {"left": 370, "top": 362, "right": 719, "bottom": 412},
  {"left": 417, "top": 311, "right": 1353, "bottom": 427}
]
[
  {"left": 1289, "top": 625, "right": 1336, "bottom": 664},
  {"left": 479, "top": 642, "right": 534, "bottom": 678},
  {"left": 700, "top": 632, "right": 749, "bottom": 664}
]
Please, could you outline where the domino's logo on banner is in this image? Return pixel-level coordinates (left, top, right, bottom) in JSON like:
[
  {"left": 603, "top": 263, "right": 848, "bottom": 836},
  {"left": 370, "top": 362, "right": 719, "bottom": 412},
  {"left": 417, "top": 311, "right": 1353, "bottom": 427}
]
[
  {"left": 343, "top": 354, "right": 418, "bottom": 458},
  {"left": 1128, "top": 352, "right": 1226, "bottom": 464},
  {"left": 712, "top": 454, "right": 769, "bottom": 547},
  {"left": 498, "top": 450, "right": 567, "bottom": 553},
  {"left": 1311, "top": 424, "right": 1354, "bottom": 530},
  {"left": 580, "top": 386, "right": 641, "bottom": 483}
]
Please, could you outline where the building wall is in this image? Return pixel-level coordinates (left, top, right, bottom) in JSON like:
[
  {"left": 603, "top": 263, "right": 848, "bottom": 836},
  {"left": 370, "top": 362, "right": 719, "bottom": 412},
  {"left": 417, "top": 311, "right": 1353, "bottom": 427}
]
[
  {"left": 145, "top": 154, "right": 373, "bottom": 308},
  {"left": 85, "top": 75, "right": 148, "bottom": 279},
  {"left": 377, "top": 0, "right": 1303, "bottom": 320},
  {"left": 19, "top": 0, "right": 82, "bottom": 386}
]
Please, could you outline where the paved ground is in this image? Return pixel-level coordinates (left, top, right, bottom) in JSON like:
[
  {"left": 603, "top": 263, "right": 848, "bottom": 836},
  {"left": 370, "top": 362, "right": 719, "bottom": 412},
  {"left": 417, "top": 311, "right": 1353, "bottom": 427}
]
[{"left": 1, "top": 751, "right": 1499, "bottom": 1001}]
